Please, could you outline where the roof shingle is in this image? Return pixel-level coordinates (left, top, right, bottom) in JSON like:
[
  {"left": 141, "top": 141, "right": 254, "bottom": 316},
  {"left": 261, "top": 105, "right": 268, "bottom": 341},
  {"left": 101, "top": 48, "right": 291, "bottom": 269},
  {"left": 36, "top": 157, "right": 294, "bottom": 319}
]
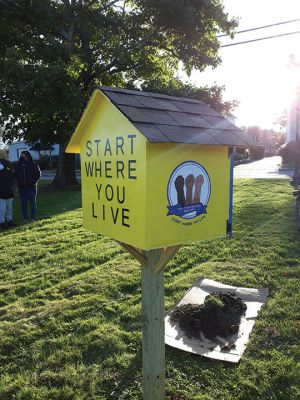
[{"left": 100, "top": 86, "right": 259, "bottom": 147}]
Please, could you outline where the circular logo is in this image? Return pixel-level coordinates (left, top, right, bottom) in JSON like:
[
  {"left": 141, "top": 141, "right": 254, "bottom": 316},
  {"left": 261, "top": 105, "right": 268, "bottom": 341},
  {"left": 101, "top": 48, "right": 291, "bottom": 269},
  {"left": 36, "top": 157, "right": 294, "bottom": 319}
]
[{"left": 167, "top": 161, "right": 211, "bottom": 220}]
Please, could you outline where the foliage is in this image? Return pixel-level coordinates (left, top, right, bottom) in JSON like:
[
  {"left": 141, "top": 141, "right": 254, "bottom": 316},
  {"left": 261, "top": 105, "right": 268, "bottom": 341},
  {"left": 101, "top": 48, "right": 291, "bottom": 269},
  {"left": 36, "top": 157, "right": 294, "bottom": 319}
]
[
  {"left": 249, "top": 146, "right": 265, "bottom": 160},
  {"left": 234, "top": 145, "right": 264, "bottom": 163},
  {"left": 142, "top": 79, "right": 239, "bottom": 115},
  {"left": 36, "top": 156, "right": 51, "bottom": 170},
  {"left": 243, "top": 126, "right": 285, "bottom": 147},
  {"left": 234, "top": 147, "right": 248, "bottom": 163},
  {"left": 274, "top": 110, "right": 288, "bottom": 130},
  {"left": 241, "top": 125, "right": 285, "bottom": 159},
  {"left": 279, "top": 140, "right": 300, "bottom": 164},
  {"left": 36, "top": 155, "right": 60, "bottom": 170},
  {"left": 0, "top": 0, "right": 237, "bottom": 144},
  {"left": 0, "top": 179, "right": 300, "bottom": 399}
]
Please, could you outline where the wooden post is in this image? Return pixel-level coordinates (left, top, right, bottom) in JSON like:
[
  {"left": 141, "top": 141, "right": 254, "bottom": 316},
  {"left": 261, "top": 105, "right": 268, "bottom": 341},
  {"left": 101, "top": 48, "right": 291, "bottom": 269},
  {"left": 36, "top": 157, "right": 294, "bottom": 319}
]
[
  {"left": 141, "top": 248, "right": 165, "bottom": 400},
  {"left": 119, "top": 243, "right": 180, "bottom": 399}
]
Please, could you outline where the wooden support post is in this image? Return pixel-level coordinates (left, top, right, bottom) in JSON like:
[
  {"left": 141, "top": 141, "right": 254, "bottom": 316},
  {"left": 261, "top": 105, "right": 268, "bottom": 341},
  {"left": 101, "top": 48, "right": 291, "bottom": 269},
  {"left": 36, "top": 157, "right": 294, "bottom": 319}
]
[
  {"left": 117, "top": 241, "right": 147, "bottom": 266},
  {"left": 154, "top": 245, "right": 181, "bottom": 274},
  {"left": 141, "top": 248, "right": 165, "bottom": 400},
  {"left": 119, "top": 242, "right": 181, "bottom": 399}
]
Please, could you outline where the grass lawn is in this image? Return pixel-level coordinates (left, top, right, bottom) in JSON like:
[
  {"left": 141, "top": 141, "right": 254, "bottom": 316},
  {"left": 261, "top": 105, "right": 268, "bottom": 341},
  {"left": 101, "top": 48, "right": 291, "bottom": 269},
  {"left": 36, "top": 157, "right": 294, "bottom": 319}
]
[{"left": 0, "top": 179, "right": 299, "bottom": 400}]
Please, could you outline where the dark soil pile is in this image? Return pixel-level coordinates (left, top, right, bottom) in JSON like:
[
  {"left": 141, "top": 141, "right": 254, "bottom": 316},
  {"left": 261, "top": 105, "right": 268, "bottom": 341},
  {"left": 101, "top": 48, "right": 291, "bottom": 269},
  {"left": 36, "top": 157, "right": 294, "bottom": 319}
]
[{"left": 170, "top": 292, "right": 247, "bottom": 341}]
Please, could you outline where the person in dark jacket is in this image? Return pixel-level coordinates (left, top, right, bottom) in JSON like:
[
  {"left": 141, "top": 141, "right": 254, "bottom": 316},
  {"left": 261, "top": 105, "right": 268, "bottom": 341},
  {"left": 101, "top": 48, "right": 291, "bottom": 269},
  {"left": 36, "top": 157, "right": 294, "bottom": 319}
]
[
  {"left": 0, "top": 148, "right": 17, "bottom": 229},
  {"left": 14, "top": 150, "right": 41, "bottom": 223}
]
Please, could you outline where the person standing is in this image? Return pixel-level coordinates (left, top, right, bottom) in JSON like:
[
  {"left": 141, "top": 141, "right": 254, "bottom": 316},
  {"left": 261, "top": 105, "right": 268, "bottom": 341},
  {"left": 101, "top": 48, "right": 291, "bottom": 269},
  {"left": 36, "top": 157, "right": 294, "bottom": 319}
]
[
  {"left": 14, "top": 150, "right": 41, "bottom": 223},
  {"left": 0, "top": 148, "right": 17, "bottom": 230}
]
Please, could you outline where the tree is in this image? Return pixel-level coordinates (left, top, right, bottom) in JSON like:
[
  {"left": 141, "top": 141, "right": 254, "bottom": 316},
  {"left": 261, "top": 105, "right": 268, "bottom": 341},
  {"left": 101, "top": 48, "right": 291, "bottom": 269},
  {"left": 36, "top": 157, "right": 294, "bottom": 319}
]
[
  {"left": 142, "top": 78, "right": 239, "bottom": 115},
  {"left": 279, "top": 141, "right": 300, "bottom": 164},
  {"left": 243, "top": 125, "right": 285, "bottom": 158},
  {"left": 0, "top": 0, "right": 238, "bottom": 188},
  {"left": 274, "top": 110, "right": 287, "bottom": 131}
]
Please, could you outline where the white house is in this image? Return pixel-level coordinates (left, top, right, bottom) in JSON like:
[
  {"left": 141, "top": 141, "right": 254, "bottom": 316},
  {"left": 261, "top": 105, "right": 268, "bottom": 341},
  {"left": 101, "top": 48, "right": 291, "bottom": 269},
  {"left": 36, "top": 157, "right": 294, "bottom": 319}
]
[{"left": 8, "top": 141, "right": 59, "bottom": 162}]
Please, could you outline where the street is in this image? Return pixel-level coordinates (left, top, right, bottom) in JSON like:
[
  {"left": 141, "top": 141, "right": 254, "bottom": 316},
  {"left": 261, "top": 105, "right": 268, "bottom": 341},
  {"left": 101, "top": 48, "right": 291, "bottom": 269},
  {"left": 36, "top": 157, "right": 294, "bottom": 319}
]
[{"left": 234, "top": 156, "right": 293, "bottom": 179}]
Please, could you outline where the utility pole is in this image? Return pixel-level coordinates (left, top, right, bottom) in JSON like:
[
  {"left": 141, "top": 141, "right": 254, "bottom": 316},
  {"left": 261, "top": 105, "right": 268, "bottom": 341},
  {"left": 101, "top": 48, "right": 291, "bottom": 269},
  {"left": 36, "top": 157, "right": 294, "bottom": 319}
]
[{"left": 290, "top": 85, "right": 300, "bottom": 187}]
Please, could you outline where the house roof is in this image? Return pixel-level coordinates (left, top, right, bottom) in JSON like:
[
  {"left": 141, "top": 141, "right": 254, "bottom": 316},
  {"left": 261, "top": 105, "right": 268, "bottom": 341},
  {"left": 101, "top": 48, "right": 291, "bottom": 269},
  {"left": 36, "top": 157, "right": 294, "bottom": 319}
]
[
  {"left": 30, "top": 143, "right": 54, "bottom": 151},
  {"left": 99, "top": 86, "right": 258, "bottom": 147}
]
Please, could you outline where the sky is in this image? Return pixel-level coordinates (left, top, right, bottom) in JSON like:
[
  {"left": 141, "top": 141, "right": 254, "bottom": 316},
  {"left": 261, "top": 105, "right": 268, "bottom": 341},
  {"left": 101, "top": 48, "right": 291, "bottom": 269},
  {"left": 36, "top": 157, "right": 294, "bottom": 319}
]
[{"left": 189, "top": 0, "right": 300, "bottom": 130}]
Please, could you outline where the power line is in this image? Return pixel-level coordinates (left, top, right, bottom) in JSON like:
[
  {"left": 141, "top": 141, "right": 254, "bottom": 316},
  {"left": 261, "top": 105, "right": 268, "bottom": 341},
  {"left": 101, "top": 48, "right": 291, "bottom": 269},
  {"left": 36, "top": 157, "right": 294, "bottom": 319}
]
[
  {"left": 218, "top": 18, "right": 300, "bottom": 37},
  {"left": 221, "top": 30, "right": 300, "bottom": 47}
]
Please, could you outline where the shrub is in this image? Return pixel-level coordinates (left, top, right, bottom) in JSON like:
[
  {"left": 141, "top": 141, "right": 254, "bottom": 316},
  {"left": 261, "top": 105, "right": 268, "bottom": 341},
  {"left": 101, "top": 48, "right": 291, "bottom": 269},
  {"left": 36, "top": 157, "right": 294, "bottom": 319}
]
[
  {"left": 234, "top": 147, "right": 248, "bottom": 162},
  {"left": 36, "top": 156, "right": 51, "bottom": 170},
  {"left": 249, "top": 146, "right": 264, "bottom": 160},
  {"left": 279, "top": 141, "right": 300, "bottom": 164},
  {"left": 50, "top": 155, "right": 59, "bottom": 169}
]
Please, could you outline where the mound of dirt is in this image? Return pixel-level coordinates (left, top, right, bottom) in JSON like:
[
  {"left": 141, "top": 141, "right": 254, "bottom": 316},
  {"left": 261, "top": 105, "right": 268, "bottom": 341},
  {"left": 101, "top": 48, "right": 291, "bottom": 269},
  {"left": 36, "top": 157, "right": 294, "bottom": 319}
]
[{"left": 170, "top": 292, "right": 247, "bottom": 342}]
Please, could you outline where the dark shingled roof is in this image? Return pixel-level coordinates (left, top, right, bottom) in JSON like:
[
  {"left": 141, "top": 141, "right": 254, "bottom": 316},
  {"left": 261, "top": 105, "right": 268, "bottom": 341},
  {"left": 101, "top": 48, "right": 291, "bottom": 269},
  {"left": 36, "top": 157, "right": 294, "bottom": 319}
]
[{"left": 99, "top": 86, "right": 258, "bottom": 147}]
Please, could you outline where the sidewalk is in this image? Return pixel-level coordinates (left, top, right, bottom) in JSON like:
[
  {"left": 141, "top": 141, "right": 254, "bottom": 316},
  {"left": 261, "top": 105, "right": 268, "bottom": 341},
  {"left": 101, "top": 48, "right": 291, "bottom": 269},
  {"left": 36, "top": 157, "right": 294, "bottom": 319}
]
[
  {"left": 234, "top": 156, "right": 293, "bottom": 179},
  {"left": 41, "top": 158, "right": 294, "bottom": 181},
  {"left": 40, "top": 170, "right": 81, "bottom": 180}
]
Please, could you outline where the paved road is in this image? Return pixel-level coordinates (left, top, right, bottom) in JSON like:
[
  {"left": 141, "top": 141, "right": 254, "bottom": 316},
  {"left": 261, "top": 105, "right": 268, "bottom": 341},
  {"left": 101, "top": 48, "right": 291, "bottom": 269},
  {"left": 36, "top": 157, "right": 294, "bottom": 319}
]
[
  {"left": 234, "top": 156, "right": 293, "bottom": 179},
  {"left": 40, "top": 156, "right": 293, "bottom": 181}
]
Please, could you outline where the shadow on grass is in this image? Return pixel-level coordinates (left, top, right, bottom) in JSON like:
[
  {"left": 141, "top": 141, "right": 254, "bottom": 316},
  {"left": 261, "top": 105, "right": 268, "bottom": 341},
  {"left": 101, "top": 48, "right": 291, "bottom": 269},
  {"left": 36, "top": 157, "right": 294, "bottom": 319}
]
[
  {"left": 97, "top": 349, "right": 143, "bottom": 399},
  {"left": 11, "top": 180, "right": 82, "bottom": 226},
  {"left": 233, "top": 195, "right": 294, "bottom": 234}
]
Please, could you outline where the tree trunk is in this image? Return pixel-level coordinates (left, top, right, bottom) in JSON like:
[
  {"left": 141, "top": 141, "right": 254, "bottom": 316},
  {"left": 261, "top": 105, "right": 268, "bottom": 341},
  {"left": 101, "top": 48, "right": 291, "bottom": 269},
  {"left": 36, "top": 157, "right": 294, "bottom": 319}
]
[{"left": 51, "top": 144, "right": 78, "bottom": 189}]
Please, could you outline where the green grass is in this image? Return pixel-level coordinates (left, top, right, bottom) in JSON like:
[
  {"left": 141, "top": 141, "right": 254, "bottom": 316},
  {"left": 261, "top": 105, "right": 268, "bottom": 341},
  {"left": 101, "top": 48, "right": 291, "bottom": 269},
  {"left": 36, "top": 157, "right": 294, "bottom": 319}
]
[{"left": 0, "top": 180, "right": 299, "bottom": 400}]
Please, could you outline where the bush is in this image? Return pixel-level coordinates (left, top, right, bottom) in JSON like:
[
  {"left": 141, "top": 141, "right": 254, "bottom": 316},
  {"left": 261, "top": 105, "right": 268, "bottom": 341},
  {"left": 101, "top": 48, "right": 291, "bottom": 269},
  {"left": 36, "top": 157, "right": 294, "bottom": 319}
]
[
  {"left": 249, "top": 146, "right": 264, "bottom": 160},
  {"left": 36, "top": 154, "right": 78, "bottom": 170},
  {"left": 36, "top": 156, "right": 50, "bottom": 170},
  {"left": 75, "top": 154, "right": 81, "bottom": 169},
  {"left": 234, "top": 152, "right": 244, "bottom": 162},
  {"left": 279, "top": 141, "right": 300, "bottom": 164},
  {"left": 36, "top": 155, "right": 59, "bottom": 170},
  {"left": 50, "top": 155, "right": 59, "bottom": 169},
  {"left": 234, "top": 147, "right": 249, "bottom": 162}
]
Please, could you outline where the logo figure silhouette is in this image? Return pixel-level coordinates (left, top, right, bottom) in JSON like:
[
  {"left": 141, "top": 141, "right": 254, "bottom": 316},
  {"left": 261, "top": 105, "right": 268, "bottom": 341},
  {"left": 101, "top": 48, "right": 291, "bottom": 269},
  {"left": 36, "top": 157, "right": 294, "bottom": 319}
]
[
  {"left": 174, "top": 174, "right": 204, "bottom": 206},
  {"left": 174, "top": 175, "right": 185, "bottom": 207}
]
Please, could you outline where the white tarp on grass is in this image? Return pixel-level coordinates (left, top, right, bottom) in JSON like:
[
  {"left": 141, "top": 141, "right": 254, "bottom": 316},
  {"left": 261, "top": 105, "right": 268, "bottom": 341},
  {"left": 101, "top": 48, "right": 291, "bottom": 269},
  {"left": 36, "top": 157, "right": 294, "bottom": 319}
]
[{"left": 165, "top": 277, "right": 268, "bottom": 363}]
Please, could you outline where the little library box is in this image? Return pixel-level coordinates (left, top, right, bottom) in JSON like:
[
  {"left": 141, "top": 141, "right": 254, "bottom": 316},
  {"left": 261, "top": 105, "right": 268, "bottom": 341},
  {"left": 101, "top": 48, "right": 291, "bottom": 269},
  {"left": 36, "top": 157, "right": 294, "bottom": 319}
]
[{"left": 66, "top": 86, "right": 256, "bottom": 250}]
